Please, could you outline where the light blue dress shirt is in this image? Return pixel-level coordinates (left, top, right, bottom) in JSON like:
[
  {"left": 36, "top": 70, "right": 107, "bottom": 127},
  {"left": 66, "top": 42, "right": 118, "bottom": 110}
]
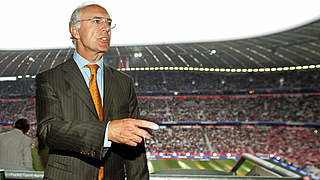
[{"left": 73, "top": 51, "right": 112, "bottom": 147}]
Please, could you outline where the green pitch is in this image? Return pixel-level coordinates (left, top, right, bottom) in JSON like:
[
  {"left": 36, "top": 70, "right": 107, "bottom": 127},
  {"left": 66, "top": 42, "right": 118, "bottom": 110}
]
[
  {"left": 148, "top": 159, "right": 256, "bottom": 176},
  {"left": 32, "top": 148, "right": 255, "bottom": 176}
]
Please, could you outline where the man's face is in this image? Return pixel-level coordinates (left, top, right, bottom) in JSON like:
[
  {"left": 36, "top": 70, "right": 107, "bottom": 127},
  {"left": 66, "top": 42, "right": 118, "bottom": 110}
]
[{"left": 74, "top": 5, "right": 112, "bottom": 57}]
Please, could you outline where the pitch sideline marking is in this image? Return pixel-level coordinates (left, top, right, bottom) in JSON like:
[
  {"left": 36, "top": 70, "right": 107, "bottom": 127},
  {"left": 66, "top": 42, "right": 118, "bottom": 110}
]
[
  {"left": 178, "top": 160, "right": 192, "bottom": 169},
  {"left": 148, "top": 160, "right": 154, "bottom": 173},
  {"left": 208, "top": 162, "right": 225, "bottom": 171},
  {"left": 194, "top": 161, "right": 206, "bottom": 169}
]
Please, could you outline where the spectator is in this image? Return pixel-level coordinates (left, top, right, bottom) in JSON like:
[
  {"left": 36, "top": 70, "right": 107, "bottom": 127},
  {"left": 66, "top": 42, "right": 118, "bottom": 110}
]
[{"left": 0, "top": 118, "right": 33, "bottom": 170}]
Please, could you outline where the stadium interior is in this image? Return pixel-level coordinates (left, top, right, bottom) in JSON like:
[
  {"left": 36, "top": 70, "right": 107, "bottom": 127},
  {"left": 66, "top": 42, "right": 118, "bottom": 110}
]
[{"left": 0, "top": 16, "right": 320, "bottom": 180}]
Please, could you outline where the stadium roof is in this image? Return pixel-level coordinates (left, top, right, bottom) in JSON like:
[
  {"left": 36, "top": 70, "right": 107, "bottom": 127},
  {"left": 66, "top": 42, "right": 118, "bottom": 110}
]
[{"left": 0, "top": 18, "right": 320, "bottom": 77}]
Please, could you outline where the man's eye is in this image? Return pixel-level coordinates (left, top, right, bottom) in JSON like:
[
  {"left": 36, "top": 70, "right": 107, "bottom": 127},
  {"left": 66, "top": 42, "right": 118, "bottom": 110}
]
[{"left": 92, "top": 18, "right": 102, "bottom": 24}]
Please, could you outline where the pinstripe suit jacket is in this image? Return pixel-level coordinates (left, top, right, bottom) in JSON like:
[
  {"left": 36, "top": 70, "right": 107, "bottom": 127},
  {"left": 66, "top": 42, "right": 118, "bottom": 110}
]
[{"left": 35, "top": 56, "right": 149, "bottom": 180}]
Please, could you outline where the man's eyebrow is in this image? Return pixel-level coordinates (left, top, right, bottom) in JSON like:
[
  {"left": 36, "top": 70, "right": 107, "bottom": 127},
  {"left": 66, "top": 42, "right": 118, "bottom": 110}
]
[{"left": 92, "top": 16, "right": 104, "bottom": 19}]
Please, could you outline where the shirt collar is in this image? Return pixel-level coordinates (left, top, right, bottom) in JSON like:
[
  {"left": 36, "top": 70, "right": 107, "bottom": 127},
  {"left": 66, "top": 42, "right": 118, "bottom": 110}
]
[{"left": 73, "top": 50, "right": 104, "bottom": 69}]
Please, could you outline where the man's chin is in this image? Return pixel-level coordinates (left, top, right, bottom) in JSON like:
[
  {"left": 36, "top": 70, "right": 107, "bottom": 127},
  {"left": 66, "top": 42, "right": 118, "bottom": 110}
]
[{"left": 98, "top": 45, "right": 110, "bottom": 52}]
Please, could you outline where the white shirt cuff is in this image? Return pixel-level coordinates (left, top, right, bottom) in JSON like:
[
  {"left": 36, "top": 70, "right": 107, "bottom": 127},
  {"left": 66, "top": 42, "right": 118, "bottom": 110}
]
[{"left": 103, "top": 121, "right": 112, "bottom": 147}]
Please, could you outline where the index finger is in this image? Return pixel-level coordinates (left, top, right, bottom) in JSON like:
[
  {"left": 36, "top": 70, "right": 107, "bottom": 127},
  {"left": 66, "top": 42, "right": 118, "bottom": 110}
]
[{"left": 135, "top": 120, "right": 159, "bottom": 130}]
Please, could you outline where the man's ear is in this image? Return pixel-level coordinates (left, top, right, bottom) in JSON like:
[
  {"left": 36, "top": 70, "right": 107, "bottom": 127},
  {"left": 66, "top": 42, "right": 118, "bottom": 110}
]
[{"left": 71, "top": 25, "right": 80, "bottom": 39}]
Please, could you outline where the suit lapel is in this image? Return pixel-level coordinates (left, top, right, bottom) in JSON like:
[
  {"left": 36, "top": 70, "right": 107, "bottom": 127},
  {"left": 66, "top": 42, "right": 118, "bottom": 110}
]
[
  {"left": 62, "top": 57, "right": 97, "bottom": 118},
  {"left": 103, "top": 65, "right": 117, "bottom": 121}
]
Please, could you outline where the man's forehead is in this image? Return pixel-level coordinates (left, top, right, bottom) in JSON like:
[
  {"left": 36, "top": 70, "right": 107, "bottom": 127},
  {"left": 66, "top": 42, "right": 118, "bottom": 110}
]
[{"left": 80, "top": 5, "right": 110, "bottom": 18}]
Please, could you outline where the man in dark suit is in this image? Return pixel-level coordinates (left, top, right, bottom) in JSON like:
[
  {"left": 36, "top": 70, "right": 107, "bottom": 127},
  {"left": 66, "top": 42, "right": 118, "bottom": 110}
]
[
  {"left": 0, "top": 118, "right": 33, "bottom": 171},
  {"left": 35, "top": 3, "right": 159, "bottom": 180}
]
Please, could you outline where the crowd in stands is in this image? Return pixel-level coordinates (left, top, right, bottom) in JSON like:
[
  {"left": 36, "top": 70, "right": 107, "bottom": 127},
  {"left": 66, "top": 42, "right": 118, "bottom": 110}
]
[
  {"left": 0, "top": 100, "right": 34, "bottom": 123},
  {"left": 128, "top": 69, "right": 320, "bottom": 91},
  {"left": 139, "top": 94, "right": 320, "bottom": 123},
  {"left": 0, "top": 69, "right": 319, "bottom": 176},
  {"left": 0, "top": 70, "right": 319, "bottom": 96},
  {"left": 1, "top": 94, "right": 319, "bottom": 124},
  {"left": 0, "top": 79, "right": 34, "bottom": 96}
]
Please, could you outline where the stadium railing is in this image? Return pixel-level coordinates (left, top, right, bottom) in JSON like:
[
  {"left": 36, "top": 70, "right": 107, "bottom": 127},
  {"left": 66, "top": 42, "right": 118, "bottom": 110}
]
[{"left": 230, "top": 153, "right": 301, "bottom": 178}]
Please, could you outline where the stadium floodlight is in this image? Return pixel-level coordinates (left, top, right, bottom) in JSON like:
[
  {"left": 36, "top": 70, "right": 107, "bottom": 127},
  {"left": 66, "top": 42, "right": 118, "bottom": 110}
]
[
  {"left": 309, "top": 65, "right": 315, "bottom": 69},
  {"left": 134, "top": 52, "right": 142, "bottom": 58},
  {"left": 0, "top": 76, "right": 17, "bottom": 81},
  {"left": 283, "top": 67, "right": 289, "bottom": 71}
]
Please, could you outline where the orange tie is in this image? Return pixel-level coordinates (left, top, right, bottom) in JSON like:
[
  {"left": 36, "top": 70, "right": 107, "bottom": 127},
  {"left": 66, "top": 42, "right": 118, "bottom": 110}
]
[
  {"left": 85, "top": 64, "right": 104, "bottom": 180},
  {"left": 85, "top": 64, "right": 103, "bottom": 120}
]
